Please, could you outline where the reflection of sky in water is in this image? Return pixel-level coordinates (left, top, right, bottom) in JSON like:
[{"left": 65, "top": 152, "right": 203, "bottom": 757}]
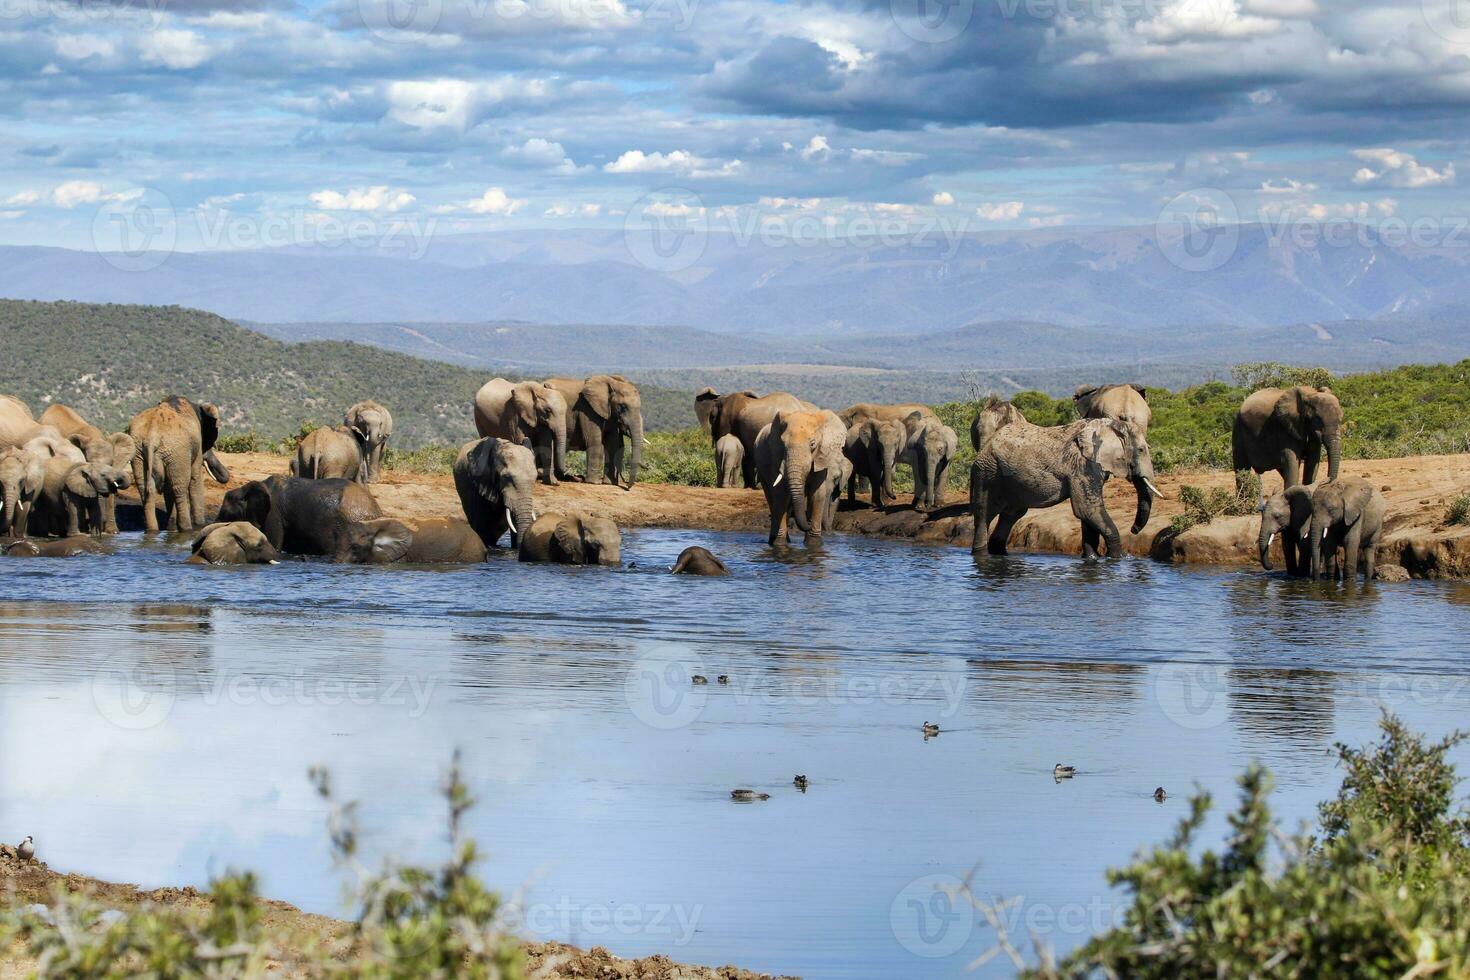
[{"left": 1, "top": 529, "right": 1469, "bottom": 978}]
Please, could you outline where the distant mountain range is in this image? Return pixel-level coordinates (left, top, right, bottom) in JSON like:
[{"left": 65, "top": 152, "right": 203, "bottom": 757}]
[{"left": 5, "top": 223, "right": 1470, "bottom": 334}]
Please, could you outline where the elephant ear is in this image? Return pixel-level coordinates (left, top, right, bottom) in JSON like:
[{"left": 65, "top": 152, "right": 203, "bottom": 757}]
[
  {"left": 1272, "top": 389, "right": 1309, "bottom": 442},
  {"left": 1340, "top": 481, "right": 1374, "bottom": 528},
  {"left": 64, "top": 464, "right": 99, "bottom": 499},
  {"left": 110, "top": 433, "right": 137, "bottom": 467},
  {"left": 553, "top": 518, "right": 586, "bottom": 564},
  {"left": 1129, "top": 384, "right": 1148, "bottom": 401},
  {"left": 21, "top": 457, "right": 44, "bottom": 496},
  {"left": 1076, "top": 423, "right": 1131, "bottom": 480},
  {"left": 369, "top": 520, "right": 414, "bottom": 563},
  {"left": 191, "top": 523, "right": 226, "bottom": 554},
  {"left": 581, "top": 379, "right": 612, "bottom": 420}
]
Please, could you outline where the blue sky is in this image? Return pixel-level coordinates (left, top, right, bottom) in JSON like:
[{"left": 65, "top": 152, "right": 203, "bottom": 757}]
[{"left": 1, "top": 0, "right": 1467, "bottom": 251}]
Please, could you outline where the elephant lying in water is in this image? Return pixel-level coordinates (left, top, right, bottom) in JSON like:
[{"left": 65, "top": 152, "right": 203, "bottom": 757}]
[
  {"left": 189, "top": 522, "right": 282, "bottom": 565},
  {"left": 671, "top": 546, "right": 729, "bottom": 576},
  {"left": 969, "top": 398, "right": 1164, "bottom": 559},
  {"left": 518, "top": 512, "right": 622, "bottom": 565},
  {"left": 3, "top": 536, "right": 111, "bottom": 557},
  {"left": 217, "top": 475, "right": 383, "bottom": 556},
  {"left": 336, "top": 517, "right": 488, "bottom": 564}
]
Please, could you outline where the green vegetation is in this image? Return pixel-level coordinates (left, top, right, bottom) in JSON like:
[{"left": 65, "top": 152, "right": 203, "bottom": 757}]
[
  {"left": 2, "top": 757, "right": 523, "bottom": 978},
  {"left": 961, "top": 715, "right": 1470, "bottom": 977},
  {"left": 1446, "top": 494, "right": 1470, "bottom": 527},
  {"left": 0, "top": 300, "right": 690, "bottom": 450},
  {"left": 1168, "top": 473, "right": 1261, "bottom": 534}
]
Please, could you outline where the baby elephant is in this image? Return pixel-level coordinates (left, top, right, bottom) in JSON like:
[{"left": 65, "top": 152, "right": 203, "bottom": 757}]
[
  {"left": 1310, "top": 477, "right": 1388, "bottom": 582},
  {"left": 189, "top": 522, "right": 282, "bottom": 565},
  {"left": 519, "top": 512, "right": 621, "bottom": 566},
  {"left": 670, "top": 545, "right": 729, "bottom": 576},
  {"left": 714, "top": 434, "right": 744, "bottom": 489},
  {"left": 4, "top": 536, "right": 111, "bottom": 558},
  {"left": 335, "top": 517, "right": 488, "bottom": 564},
  {"left": 1258, "top": 485, "right": 1314, "bottom": 576},
  {"left": 32, "top": 458, "right": 130, "bottom": 537}
]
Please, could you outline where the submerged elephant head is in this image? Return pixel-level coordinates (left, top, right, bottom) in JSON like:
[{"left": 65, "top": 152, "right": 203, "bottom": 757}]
[
  {"left": 583, "top": 375, "right": 643, "bottom": 487},
  {"left": 336, "top": 518, "right": 416, "bottom": 564},
  {"left": 769, "top": 409, "right": 846, "bottom": 535},
  {"left": 1258, "top": 485, "right": 1313, "bottom": 572},
  {"left": 1276, "top": 386, "right": 1343, "bottom": 483},
  {"left": 0, "top": 448, "right": 43, "bottom": 536},
  {"left": 521, "top": 512, "right": 622, "bottom": 566},
  {"left": 1074, "top": 419, "right": 1164, "bottom": 534},
  {"left": 190, "top": 522, "right": 282, "bottom": 565}
]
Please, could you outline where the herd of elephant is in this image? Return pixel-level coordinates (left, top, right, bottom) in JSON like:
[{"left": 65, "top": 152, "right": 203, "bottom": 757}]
[{"left": 0, "top": 372, "right": 1387, "bottom": 582}]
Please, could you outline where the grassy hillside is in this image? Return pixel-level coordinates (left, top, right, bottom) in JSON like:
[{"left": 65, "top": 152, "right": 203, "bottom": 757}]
[{"left": 0, "top": 300, "right": 691, "bottom": 448}]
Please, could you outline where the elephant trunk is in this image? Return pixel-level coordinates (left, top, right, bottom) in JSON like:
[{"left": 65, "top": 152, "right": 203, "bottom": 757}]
[
  {"left": 1258, "top": 526, "right": 1275, "bottom": 572},
  {"left": 626, "top": 413, "right": 643, "bottom": 488},
  {"left": 881, "top": 443, "right": 896, "bottom": 503},
  {"left": 1129, "top": 475, "right": 1154, "bottom": 535},
  {"left": 508, "top": 498, "right": 534, "bottom": 551},
  {"left": 554, "top": 421, "right": 568, "bottom": 481},
  {"left": 2, "top": 487, "right": 15, "bottom": 535},
  {"left": 1309, "top": 513, "right": 1326, "bottom": 580},
  {"left": 922, "top": 449, "right": 939, "bottom": 512},
  {"left": 1325, "top": 430, "right": 1342, "bottom": 483},
  {"left": 787, "top": 451, "right": 812, "bottom": 534}
]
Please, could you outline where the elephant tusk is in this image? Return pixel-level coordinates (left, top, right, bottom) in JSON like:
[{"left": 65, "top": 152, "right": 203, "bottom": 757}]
[
  {"left": 1143, "top": 479, "right": 1167, "bottom": 499},
  {"left": 772, "top": 470, "right": 783, "bottom": 487},
  {"left": 268, "top": 559, "right": 280, "bottom": 565},
  {"left": 643, "top": 437, "right": 652, "bottom": 447},
  {"left": 1268, "top": 533, "right": 1276, "bottom": 548},
  {"left": 506, "top": 507, "right": 518, "bottom": 534}
]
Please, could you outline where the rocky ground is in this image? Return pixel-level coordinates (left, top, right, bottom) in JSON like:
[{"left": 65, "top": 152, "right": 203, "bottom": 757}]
[{"left": 157, "top": 451, "right": 1470, "bottom": 578}]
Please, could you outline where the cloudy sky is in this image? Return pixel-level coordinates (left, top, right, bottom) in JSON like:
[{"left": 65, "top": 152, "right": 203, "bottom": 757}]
[{"left": 1, "top": 0, "right": 1467, "bottom": 251}]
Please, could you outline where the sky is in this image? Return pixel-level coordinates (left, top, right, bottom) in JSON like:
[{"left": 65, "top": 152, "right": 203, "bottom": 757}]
[{"left": 1, "top": 0, "right": 1468, "bottom": 252}]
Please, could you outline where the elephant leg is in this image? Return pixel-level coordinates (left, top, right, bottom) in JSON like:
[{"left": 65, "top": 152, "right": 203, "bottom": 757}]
[
  {"left": 1343, "top": 526, "right": 1362, "bottom": 583},
  {"left": 741, "top": 450, "right": 758, "bottom": 490},
  {"left": 1301, "top": 439, "right": 1321, "bottom": 486},
  {"left": 583, "top": 419, "right": 607, "bottom": 485},
  {"left": 765, "top": 489, "right": 787, "bottom": 546},
  {"left": 1081, "top": 522, "right": 1101, "bottom": 560},
  {"left": 101, "top": 495, "right": 119, "bottom": 535},
  {"left": 185, "top": 458, "right": 206, "bottom": 533},
  {"left": 139, "top": 468, "right": 160, "bottom": 533},
  {"left": 1072, "top": 487, "right": 1122, "bottom": 558},
  {"left": 1363, "top": 534, "right": 1378, "bottom": 582},
  {"left": 164, "top": 455, "right": 192, "bottom": 531},
  {"left": 605, "top": 432, "right": 624, "bottom": 485},
  {"left": 1278, "top": 447, "right": 1300, "bottom": 490},
  {"left": 1283, "top": 536, "right": 1299, "bottom": 577},
  {"left": 989, "top": 508, "right": 1024, "bottom": 556},
  {"left": 63, "top": 496, "right": 82, "bottom": 537},
  {"left": 969, "top": 464, "right": 989, "bottom": 553}
]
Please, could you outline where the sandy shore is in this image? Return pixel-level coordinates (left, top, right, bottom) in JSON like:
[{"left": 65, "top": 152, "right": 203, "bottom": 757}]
[
  {"left": 0, "top": 848, "right": 794, "bottom": 979},
  {"left": 159, "top": 451, "right": 1470, "bottom": 578}
]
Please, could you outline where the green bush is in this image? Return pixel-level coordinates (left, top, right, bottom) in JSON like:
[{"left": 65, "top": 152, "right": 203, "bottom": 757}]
[
  {"left": 1168, "top": 475, "right": 1260, "bottom": 534},
  {"left": 1447, "top": 495, "right": 1470, "bottom": 527},
  {"left": 384, "top": 444, "right": 459, "bottom": 476},
  {"left": 638, "top": 428, "right": 718, "bottom": 487}
]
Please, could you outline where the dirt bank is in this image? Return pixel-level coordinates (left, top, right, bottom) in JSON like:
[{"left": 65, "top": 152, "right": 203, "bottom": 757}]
[
  {"left": 130, "top": 451, "right": 1470, "bottom": 578},
  {"left": 0, "top": 848, "right": 793, "bottom": 980}
]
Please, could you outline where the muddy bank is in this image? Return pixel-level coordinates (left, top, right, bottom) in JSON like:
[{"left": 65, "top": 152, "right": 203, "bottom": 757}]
[
  {"left": 0, "top": 848, "right": 793, "bottom": 980},
  {"left": 120, "top": 451, "right": 1470, "bottom": 578}
]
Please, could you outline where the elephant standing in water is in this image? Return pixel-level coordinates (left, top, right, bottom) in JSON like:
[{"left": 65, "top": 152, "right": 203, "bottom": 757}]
[
  {"left": 1233, "top": 386, "right": 1342, "bottom": 502},
  {"left": 452, "top": 437, "right": 537, "bottom": 550},
  {"left": 0, "top": 447, "right": 44, "bottom": 537},
  {"left": 130, "top": 396, "right": 230, "bottom": 533},
  {"left": 969, "top": 399, "right": 1163, "bottom": 559},
  {"left": 1258, "top": 485, "right": 1314, "bottom": 576},
  {"left": 344, "top": 401, "right": 393, "bottom": 484},
  {"left": 518, "top": 512, "right": 622, "bottom": 565},
  {"left": 217, "top": 476, "right": 382, "bottom": 555},
  {"left": 754, "top": 409, "right": 847, "bottom": 546},
  {"left": 38, "top": 403, "right": 136, "bottom": 534},
  {"left": 545, "top": 376, "right": 644, "bottom": 488},
  {"left": 728, "top": 393, "right": 817, "bottom": 489},
  {"left": 474, "top": 379, "right": 568, "bottom": 485},
  {"left": 1073, "top": 384, "right": 1151, "bottom": 434},
  {"left": 30, "top": 458, "right": 131, "bottom": 538},
  {"left": 1309, "top": 478, "right": 1387, "bottom": 582}
]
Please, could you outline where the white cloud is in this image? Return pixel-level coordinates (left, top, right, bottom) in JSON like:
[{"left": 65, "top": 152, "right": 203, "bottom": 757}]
[
  {"left": 442, "top": 187, "right": 525, "bottom": 215},
  {"left": 800, "top": 136, "right": 830, "bottom": 162},
  {"left": 931, "top": 191, "right": 955, "bottom": 207},
  {"left": 385, "top": 78, "right": 547, "bottom": 131},
  {"left": 1259, "top": 198, "right": 1399, "bottom": 221},
  {"left": 4, "top": 190, "right": 41, "bottom": 207},
  {"left": 849, "top": 148, "right": 924, "bottom": 166},
  {"left": 55, "top": 36, "right": 115, "bottom": 60},
  {"left": 50, "top": 181, "right": 141, "bottom": 209},
  {"left": 1259, "top": 178, "right": 1318, "bottom": 194},
  {"left": 308, "top": 186, "right": 415, "bottom": 212},
  {"left": 976, "top": 201, "right": 1025, "bottom": 221},
  {"left": 603, "top": 150, "right": 742, "bottom": 178},
  {"left": 1351, "top": 148, "right": 1455, "bottom": 189},
  {"left": 501, "top": 138, "right": 583, "bottom": 174},
  {"left": 544, "top": 202, "right": 601, "bottom": 218},
  {"left": 139, "top": 29, "right": 210, "bottom": 70},
  {"left": 759, "top": 196, "right": 822, "bottom": 210},
  {"left": 644, "top": 201, "right": 704, "bottom": 218}
]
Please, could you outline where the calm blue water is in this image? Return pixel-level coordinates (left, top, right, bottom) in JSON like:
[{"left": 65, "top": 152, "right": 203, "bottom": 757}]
[{"left": 2, "top": 529, "right": 1469, "bottom": 978}]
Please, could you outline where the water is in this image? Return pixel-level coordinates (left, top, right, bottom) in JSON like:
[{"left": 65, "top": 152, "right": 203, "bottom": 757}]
[{"left": 2, "top": 529, "right": 1470, "bottom": 978}]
